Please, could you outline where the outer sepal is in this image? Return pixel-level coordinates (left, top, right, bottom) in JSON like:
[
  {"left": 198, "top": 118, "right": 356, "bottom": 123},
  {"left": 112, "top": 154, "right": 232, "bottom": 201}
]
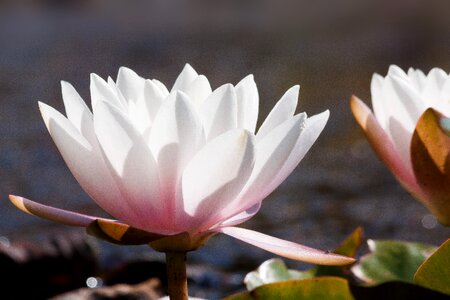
[
  {"left": 411, "top": 108, "right": 450, "bottom": 225},
  {"left": 86, "top": 219, "right": 165, "bottom": 245}
]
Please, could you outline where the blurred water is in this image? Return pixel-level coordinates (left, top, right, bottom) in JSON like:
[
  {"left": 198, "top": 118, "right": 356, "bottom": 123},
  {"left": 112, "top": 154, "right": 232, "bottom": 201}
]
[{"left": 0, "top": 1, "right": 449, "bottom": 295}]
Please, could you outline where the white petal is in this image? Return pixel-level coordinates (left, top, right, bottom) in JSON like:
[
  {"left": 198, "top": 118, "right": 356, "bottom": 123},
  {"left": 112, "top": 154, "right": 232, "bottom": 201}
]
[
  {"left": 152, "top": 79, "right": 170, "bottom": 97},
  {"left": 61, "top": 81, "right": 95, "bottom": 142},
  {"left": 142, "top": 79, "right": 165, "bottom": 122},
  {"left": 93, "top": 100, "right": 163, "bottom": 230},
  {"left": 116, "top": 67, "right": 145, "bottom": 102},
  {"left": 182, "top": 129, "right": 255, "bottom": 227},
  {"left": 200, "top": 84, "right": 237, "bottom": 141},
  {"left": 230, "top": 114, "right": 306, "bottom": 214},
  {"left": 383, "top": 76, "right": 426, "bottom": 163},
  {"left": 38, "top": 102, "right": 136, "bottom": 223},
  {"left": 407, "top": 68, "right": 427, "bottom": 91},
  {"left": 172, "top": 63, "right": 198, "bottom": 92},
  {"left": 217, "top": 227, "right": 355, "bottom": 265},
  {"left": 236, "top": 75, "right": 259, "bottom": 133},
  {"left": 256, "top": 85, "right": 299, "bottom": 141},
  {"left": 218, "top": 202, "right": 261, "bottom": 227},
  {"left": 90, "top": 74, "right": 126, "bottom": 111},
  {"left": 148, "top": 91, "right": 205, "bottom": 229},
  {"left": 422, "top": 68, "right": 448, "bottom": 103},
  {"left": 272, "top": 111, "right": 329, "bottom": 188},
  {"left": 107, "top": 77, "right": 128, "bottom": 107},
  {"left": 371, "top": 73, "right": 389, "bottom": 130},
  {"left": 184, "top": 75, "right": 212, "bottom": 106},
  {"left": 387, "top": 65, "right": 408, "bottom": 81}
]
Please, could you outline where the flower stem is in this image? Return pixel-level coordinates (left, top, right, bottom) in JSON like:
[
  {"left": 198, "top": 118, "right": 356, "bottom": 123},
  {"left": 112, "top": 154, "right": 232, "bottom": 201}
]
[{"left": 165, "top": 251, "right": 188, "bottom": 300}]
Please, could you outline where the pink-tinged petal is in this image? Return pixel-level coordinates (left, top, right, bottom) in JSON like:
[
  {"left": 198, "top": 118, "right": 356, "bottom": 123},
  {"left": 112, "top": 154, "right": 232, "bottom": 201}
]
[
  {"left": 148, "top": 91, "right": 205, "bottom": 230},
  {"left": 93, "top": 100, "right": 164, "bottom": 231},
  {"left": 350, "top": 96, "right": 424, "bottom": 198},
  {"left": 217, "top": 227, "right": 355, "bottom": 265},
  {"left": 116, "top": 67, "right": 145, "bottom": 102},
  {"left": 377, "top": 75, "right": 425, "bottom": 167},
  {"left": 236, "top": 74, "right": 259, "bottom": 133},
  {"left": 39, "top": 102, "right": 134, "bottom": 221},
  {"left": 200, "top": 84, "right": 238, "bottom": 141},
  {"left": 172, "top": 63, "right": 198, "bottom": 92},
  {"left": 256, "top": 85, "right": 299, "bottom": 141},
  {"left": 184, "top": 75, "right": 212, "bottom": 106},
  {"left": 9, "top": 195, "right": 98, "bottom": 227},
  {"left": 218, "top": 202, "right": 261, "bottom": 227},
  {"left": 182, "top": 130, "right": 255, "bottom": 230},
  {"left": 87, "top": 219, "right": 165, "bottom": 245},
  {"left": 152, "top": 79, "right": 170, "bottom": 97},
  {"left": 224, "top": 114, "right": 306, "bottom": 217},
  {"left": 90, "top": 74, "right": 126, "bottom": 111},
  {"left": 411, "top": 108, "right": 450, "bottom": 225}
]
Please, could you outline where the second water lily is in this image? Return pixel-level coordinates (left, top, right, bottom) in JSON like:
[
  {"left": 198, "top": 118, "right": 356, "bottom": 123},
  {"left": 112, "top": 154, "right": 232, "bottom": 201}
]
[{"left": 351, "top": 65, "right": 450, "bottom": 225}]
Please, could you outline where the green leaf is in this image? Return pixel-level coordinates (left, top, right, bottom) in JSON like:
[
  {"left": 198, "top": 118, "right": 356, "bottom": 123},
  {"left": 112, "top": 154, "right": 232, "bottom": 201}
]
[
  {"left": 414, "top": 239, "right": 450, "bottom": 295},
  {"left": 226, "top": 277, "right": 354, "bottom": 300},
  {"left": 352, "top": 239, "right": 436, "bottom": 284}
]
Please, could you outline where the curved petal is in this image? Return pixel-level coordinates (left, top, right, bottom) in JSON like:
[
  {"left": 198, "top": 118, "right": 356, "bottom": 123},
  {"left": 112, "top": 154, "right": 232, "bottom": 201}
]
[
  {"left": 90, "top": 74, "right": 126, "bottom": 111},
  {"left": 172, "top": 63, "right": 198, "bottom": 92},
  {"left": 271, "top": 110, "right": 329, "bottom": 191},
  {"left": 407, "top": 68, "right": 426, "bottom": 91},
  {"left": 116, "top": 67, "right": 145, "bottom": 102},
  {"left": 350, "top": 96, "right": 423, "bottom": 197},
  {"left": 182, "top": 129, "right": 255, "bottom": 229},
  {"left": 152, "top": 79, "right": 170, "bottom": 97},
  {"left": 370, "top": 73, "right": 388, "bottom": 130},
  {"left": 143, "top": 79, "right": 165, "bottom": 122},
  {"left": 200, "top": 84, "right": 237, "bottom": 141},
  {"left": 256, "top": 85, "right": 299, "bottom": 141},
  {"left": 39, "top": 102, "right": 135, "bottom": 221},
  {"left": 149, "top": 91, "right": 205, "bottom": 230},
  {"left": 236, "top": 74, "right": 259, "bottom": 133},
  {"left": 217, "top": 227, "right": 355, "bottom": 265},
  {"left": 218, "top": 202, "right": 261, "bottom": 227},
  {"left": 184, "top": 75, "right": 212, "bottom": 106},
  {"left": 93, "top": 100, "right": 163, "bottom": 231},
  {"left": 61, "top": 81, "right": 93, "bottom": 135},
  {"left": 9, "top": 195, "right": 99, "bottom": 227},
  {"left": 226, "top": 113, "right": 306, "bottom": 216}
]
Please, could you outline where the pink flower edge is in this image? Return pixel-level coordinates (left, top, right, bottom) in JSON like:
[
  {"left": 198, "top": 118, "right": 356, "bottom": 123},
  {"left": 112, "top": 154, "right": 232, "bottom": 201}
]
[{"left": 8, "top": 195, "right": 355, "bottom": 265}]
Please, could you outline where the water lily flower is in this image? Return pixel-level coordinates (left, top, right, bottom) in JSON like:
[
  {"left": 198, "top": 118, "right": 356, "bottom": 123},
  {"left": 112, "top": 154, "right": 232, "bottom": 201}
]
[
  {"left": 9, "top": 64, "right": 354, "bottom": 299},
  {"left": 351, "top": 65, "right": 450, "bottom": 225}
]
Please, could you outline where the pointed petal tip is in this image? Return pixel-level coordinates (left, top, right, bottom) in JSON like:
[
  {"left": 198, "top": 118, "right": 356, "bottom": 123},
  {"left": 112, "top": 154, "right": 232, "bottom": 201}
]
[
  {"left": 8, "top": 195, "right": 97, "bottom": 227},
  {"left": 218, "top": 227, "right": 356, "bottom": 266}
]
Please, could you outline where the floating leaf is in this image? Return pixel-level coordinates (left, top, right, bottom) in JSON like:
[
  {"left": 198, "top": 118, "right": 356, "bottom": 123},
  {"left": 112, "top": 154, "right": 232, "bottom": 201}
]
[
  {"left": 414, "top": 239, "right": 450, "bottom": 295},
  {"left": 226, "top": 277, "right": 354, "bottom": 300},
  {"left": 352, "top": 240, "right": 436, "bottom": 284}
]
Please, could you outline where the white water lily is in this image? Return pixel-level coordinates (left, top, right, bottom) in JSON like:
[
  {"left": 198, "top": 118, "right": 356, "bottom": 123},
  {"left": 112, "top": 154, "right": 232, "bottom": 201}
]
[
  {"left": 10, "top": 64, "right": 354, "bottom": 265},
  {"left": 351, "top": 65, "right": 450, "bottom": 225}
]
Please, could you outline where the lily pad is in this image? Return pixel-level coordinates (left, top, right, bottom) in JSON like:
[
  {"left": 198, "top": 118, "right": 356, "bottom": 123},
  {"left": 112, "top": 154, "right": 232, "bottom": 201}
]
[
  {"left": 352, "top": 239, "right": 436, "bottom": 284},
  {"left": 226, "top": 277, "right": 354, "bottom": 300},
  {"left": 414, "top": 239, "right": 450, "bottom": 295}
]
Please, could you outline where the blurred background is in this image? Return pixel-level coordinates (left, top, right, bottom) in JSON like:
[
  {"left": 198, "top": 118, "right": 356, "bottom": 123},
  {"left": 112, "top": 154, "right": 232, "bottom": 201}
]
[{"left": 0, "top": 0, "right": 449, "bottom": 298}]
